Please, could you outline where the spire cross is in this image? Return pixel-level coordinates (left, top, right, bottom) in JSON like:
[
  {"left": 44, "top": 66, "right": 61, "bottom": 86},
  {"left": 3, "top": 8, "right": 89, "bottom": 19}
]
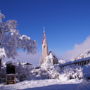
[{"left": 43, "top": 27, "right": 46, "bottom": 33}]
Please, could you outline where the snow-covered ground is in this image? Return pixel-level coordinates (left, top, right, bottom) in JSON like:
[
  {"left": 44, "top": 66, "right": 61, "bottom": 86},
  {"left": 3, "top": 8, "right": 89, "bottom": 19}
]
[{"left": 0, "top": 79, "right": 90, "bottom": 90}]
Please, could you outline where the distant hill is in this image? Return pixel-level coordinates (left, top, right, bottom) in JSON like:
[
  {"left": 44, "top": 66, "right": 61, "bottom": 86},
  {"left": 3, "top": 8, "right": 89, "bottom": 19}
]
[{"left": 74, "top": 49, "right": 90, "bottom": 60}]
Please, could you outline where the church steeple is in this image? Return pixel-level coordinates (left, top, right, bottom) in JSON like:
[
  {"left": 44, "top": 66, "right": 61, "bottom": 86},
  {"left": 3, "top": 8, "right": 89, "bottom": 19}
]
[{"left": 41, "top": 28, "right": 48, "bottom": 64}]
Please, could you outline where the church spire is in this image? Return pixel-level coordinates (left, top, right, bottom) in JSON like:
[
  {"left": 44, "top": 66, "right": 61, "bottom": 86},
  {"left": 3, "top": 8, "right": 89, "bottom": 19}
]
[
  {"left": 41, "top": 28, "right": 48, "bottom": 64},
  {"left": 0, "top": 11, "right": 5, "bottom": 22},
  {"left": 42, "top": 29, "right": 47, "bottom": 45}
]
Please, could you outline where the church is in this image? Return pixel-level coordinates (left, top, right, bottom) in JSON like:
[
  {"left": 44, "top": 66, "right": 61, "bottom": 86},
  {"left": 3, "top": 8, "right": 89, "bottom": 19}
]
[{"left": 40, "top": 30, "right": 58, "bottom": 65}]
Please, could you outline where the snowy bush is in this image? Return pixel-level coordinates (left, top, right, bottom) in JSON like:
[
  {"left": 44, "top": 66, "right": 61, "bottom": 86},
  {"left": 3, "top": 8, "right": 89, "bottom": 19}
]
[
  {"left": 60, "top": 66, "right": 83, "bottom": 81},
  {"left": 29, "top": 64, "right": 61, "bottom": 80},
  {"left": 30, "top": 68, "right": 49, "bottom": 80},
  {"left": 45, "top": 65, "right": 61, "bottom": 79}
]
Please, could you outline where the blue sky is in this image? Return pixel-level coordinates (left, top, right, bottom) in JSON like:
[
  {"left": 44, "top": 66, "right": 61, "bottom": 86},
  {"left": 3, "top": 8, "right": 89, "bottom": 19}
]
[{"left": 0, "top": 0, "right": 90, "bottom": 56}]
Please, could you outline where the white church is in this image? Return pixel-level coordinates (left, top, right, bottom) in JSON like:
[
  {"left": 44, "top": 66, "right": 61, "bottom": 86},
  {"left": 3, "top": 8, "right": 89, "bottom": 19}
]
[{"left": 40, "top": 30, "right": 58, "bottom": 66}]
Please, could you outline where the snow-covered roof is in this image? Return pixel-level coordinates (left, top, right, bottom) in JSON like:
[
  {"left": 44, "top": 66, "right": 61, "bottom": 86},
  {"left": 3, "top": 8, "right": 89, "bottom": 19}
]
[
  {"left": 60, "top": 57, "right": 90, "bottom": 67},
  {"left": 24, "top": 63, "right": 32, "bottom": 65},
  {"left": 19, "top": 35, "right": 31, "bottom": 40}
]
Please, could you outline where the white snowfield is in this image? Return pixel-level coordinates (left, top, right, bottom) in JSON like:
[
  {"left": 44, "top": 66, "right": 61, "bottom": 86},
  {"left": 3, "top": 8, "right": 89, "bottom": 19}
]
[{"left": 0, "top": 79, "right": 90, "bottom": 90}]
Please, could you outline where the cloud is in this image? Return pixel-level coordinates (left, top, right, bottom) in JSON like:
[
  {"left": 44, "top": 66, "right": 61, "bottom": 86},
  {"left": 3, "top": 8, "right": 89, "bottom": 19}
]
[{"left": 64, "top": 36, "right": 90, "bottom": 60}]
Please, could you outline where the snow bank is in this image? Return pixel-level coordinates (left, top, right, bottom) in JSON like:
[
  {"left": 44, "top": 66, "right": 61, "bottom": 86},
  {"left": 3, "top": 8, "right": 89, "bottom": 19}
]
[{"left": 0, "top": 79, "right": 84, "bottom": 90}]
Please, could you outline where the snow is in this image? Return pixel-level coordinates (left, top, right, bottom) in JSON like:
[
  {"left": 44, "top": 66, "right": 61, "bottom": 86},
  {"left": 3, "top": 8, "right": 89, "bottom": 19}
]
[
  {"left": 41, "top": 53, "right": 54, "bottom": 70},
  {"left": 0, "top": 79, "right": 87, "bottom": 90},
  {"left": 0, "top": 48, "right": 6, "bottom": 58},
  {"left": 19, "top": 35, "right": 31, "bottom": 40},
  {"left": 59, "top": 59, "right": 66, "bottom": 64}
]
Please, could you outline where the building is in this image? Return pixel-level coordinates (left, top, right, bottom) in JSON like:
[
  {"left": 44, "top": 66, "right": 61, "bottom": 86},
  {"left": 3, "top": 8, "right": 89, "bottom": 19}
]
[{"left": 6, "top": 62, "right": 16, "bottom": 84}]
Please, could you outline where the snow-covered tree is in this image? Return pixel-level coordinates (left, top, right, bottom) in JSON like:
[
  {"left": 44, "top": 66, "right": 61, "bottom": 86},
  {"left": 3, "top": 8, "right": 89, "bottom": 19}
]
[
  {"left": 0, "top": 12, "right": 36, "bottom": 59},
  {"left": 60, "top": 66, "right": 83, "bottom": 80}
]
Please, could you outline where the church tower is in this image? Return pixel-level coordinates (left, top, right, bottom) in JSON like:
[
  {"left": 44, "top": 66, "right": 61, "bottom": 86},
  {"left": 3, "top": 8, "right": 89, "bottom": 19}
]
[{"left": 41, "top": 29, "right": 48, "bottom": 64}]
